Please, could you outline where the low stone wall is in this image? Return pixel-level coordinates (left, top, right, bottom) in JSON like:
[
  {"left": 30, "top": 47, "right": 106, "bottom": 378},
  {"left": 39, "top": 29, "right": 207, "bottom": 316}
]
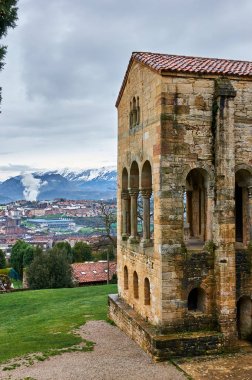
[{"left": 108, "top": 294, "right": 225, "bottom": 360}]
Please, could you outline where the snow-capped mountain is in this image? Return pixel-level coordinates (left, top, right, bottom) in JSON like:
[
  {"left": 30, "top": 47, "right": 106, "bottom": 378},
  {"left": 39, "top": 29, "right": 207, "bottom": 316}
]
[
  {"left": 0, "top": 167, "right": 117, "bottom": 203},
  {"left": 37, "top": 166, "right": 117, "bottom": 182}
]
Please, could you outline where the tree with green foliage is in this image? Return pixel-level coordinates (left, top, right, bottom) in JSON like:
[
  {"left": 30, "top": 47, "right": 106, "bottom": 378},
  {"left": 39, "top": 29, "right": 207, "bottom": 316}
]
[
  {"left": 72, "top": 241, "right": 92, "bottom": 262},
  {"left": 26, "top": 250, "right": 73, "bottom": 290},
  {"left": 10, "top": 240, "right": 24, "bottom": 277},
  {"left": 22, "top": 244, "right": 37, "bottom": 267},
  {"left": 0, "top": 0, "right": 18, "bottom": 107},
  {"left": 10, "top": 240, "right": 35, "bottom": 278},
  {"left": 0, "top": 249, "right": 6, "bottom": 268},
  {"left": 52, "top": 241, "right": 73, "bottom": 263}
]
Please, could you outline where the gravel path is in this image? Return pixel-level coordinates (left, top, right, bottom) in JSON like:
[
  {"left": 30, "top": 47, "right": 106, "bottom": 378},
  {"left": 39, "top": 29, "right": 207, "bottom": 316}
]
[{"left": 0, "top": 321, "right": 186, "bottom": 380}]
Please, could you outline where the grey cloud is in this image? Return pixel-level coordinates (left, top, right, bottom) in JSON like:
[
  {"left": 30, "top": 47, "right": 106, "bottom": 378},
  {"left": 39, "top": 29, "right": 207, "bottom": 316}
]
[
  {"left": 20, "top": 0, "right": 252, "bottom": 101},
  {"left": 0, "top": 164, "right": 40, "bottom": 172},
  {"left": 0, "top": 0, "right": 251, "bottom": 178}
]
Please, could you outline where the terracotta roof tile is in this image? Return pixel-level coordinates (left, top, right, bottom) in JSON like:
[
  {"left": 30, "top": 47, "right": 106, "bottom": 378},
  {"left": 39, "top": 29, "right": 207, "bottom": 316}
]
[
  {"left": 71, "top": 261, "right": 117, "bottom": 284},
  {"left": 116, "top": 52, "right": 252, "bottom": 106},
  {"left": 132, "top": 52, "right": 252, "bottom": 77}
]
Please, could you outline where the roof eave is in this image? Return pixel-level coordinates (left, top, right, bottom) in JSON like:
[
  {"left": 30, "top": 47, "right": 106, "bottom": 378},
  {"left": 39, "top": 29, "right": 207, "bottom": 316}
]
[
  {"left": 160, "top": 69, "right": 252, "bottom": 81},
  {"left": 115, "top": 53, "right": 252, "bottom": 107},
  {"left": 115, "top": 55, "right": 135, "bottom": 108},
  {"left": 115, "top": 53, "right": 161, "bottom": 108}
]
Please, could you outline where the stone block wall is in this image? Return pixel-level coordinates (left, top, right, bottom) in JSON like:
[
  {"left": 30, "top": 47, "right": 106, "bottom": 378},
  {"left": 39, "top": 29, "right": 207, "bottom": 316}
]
[
  {"left": 117, "top": 61, "right": 163, "bottom": 324},
  {"left": 116, "top": 59, "right": 252, "bottom": 341},
  {"left": 119, "top": 242, "right": 161, "bottom": 324}
]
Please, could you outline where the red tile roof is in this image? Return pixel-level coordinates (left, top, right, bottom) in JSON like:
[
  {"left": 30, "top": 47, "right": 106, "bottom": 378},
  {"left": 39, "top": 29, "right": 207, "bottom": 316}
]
[
  {"left": 133, "top": 52, "right": 252, "bottom": 76},
  {"left": 116, "top": 52, "right": 252, "bottom": 106},
  {"left": 71, "top": 261, "right": 117, "bottom": 284}
]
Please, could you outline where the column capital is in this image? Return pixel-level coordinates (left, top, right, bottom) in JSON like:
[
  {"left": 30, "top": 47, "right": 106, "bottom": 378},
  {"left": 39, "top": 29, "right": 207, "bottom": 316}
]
[
  {"left": 129, "top": 188, "right": 139, "bottom": 197},
  {"left": 214, "top": 78, "right": 236, "bottom": 98},
  {"left": 248, "top": 186, "right": 252, "bottom": 198},
  {"left": 140, "top": 188, "right": 152, "bottom": 198},
  {"left": 121, "top": 190, "right": 130, "bottom": 200}
]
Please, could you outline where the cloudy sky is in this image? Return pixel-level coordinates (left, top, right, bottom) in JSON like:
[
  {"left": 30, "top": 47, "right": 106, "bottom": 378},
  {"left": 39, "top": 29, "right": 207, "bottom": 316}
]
[{"left": 0, "top": 0, "right": 252, "bottom": 180}]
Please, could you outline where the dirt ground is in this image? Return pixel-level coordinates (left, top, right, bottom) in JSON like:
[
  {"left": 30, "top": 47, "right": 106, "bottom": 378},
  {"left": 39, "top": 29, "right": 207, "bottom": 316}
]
[
  {"left": 178, "top": 351, "right": 252, "bottom": 380},
  {"left": 1, "top": 321, "right": 252, "bottom": 380}
]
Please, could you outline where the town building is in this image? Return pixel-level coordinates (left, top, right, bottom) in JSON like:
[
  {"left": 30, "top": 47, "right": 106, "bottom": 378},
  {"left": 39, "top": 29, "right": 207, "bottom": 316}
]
[
  {"left": 109, "top": 52, "right": 252, "bottom": 359},
  {"left": 72, "top": 261, "right": 116, "bottom": 285}
]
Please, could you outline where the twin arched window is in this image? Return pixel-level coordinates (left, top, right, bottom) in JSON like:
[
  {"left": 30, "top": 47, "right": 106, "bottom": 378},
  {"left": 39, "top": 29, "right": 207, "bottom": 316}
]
[{"left": 129, "top": 97, "right": 140, "bottom": 128}]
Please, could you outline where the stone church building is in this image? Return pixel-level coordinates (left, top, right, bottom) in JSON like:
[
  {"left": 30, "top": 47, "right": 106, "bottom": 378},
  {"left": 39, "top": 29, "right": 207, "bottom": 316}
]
[{"left": 108, "top": 52, "right": 252, "bottom": 359}]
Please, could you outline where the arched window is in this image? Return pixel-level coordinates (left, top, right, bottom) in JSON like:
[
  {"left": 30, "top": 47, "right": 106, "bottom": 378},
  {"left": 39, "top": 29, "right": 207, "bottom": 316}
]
[
  {"left": 132, "top": 97, "right": 137, "bottom": 126},
  {"left": 188, "top": 287, "right": 206, "bottom": 312},
  {"left": 185, "top": 168, "right": 209, "bottom": 243},
  {"left": 129, "top": 101, "right": 133, "bottom": 128},
  {"left": 140, "top": 161, "right": 153, "bottom": 242},
  {"left": 124, "top": 266, "right": 129, "bottom": 290},
  {"left": 121, "top": 168, "right": 130, "bottom": 237},
  {"left": 133, "top": 271, "right": 139, "bottom": 299},
  {"left": 144, "top": 277, "right": 150, "bottom": 305},
  {"left": 141, "top": 161, "right": 152, "bottom": 189},
  {"left": 130, "top": 161, "right": 139, "bottom": 189},
  {"left": 235, "top": 169, "right": 252, "bottom": 244},
  {"left": 129, "top": 162, "right": 139, "bottom": 240},
  {"left": 136, "top": 97, "right": 140, "bottom": 125},
  {"left": 129, "top": 97, "right": 140, "bottom": 128},
  {"left": 237, "top": 296, "right": 252, "bottom": 339},
  {"left": 122, "top": 167, "right": 128, "bottom": 191}
]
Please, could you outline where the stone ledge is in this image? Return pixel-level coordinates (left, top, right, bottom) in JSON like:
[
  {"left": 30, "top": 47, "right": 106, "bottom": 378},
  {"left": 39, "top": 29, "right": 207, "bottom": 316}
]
[{"left": 108, "top": 294, "right": 225, "bottom": 361}]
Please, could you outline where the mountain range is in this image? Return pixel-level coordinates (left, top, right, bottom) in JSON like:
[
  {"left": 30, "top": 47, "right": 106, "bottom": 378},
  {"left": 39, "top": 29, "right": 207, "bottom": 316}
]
[{"left": 0, "top": 167, "right": 117, "bottom": 204}]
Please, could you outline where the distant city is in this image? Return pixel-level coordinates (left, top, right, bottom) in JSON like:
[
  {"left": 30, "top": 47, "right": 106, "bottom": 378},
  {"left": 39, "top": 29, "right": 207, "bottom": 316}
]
[{"left": 0, "top": 198, "right": 117, "bottom": 260}]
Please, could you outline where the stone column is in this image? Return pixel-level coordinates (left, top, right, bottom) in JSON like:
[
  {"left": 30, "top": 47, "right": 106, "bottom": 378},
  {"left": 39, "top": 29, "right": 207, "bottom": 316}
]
[
  {"left": 121, "top": 191, "right": 130, "bottom": 238},
  {"left": 129, "top": 189, "right": 139, "bottom": 242},
  {"left": 140, "top": 188, "right": 152, "bottom": 245},
  {"left": 248, "top": 186, "right": 252, "bottom": 241},
  {"left": 205, "top": 185, "right": 214, "bottom": 241},
  {"left": 213, "top": 78, "right": 237, "bottom": 343}
]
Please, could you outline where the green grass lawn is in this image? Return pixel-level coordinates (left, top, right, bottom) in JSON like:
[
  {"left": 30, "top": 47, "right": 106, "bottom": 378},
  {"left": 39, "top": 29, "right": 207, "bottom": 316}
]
[
  {"left": 11, "top": 279, "right": 23, "bottom": 289},
  {"left": 0, "top": 284, "right": 117, "bottom": 364}
]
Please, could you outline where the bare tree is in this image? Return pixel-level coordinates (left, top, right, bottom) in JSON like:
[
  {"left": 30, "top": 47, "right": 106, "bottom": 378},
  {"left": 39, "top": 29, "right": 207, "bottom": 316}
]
[
  {"left": 98, "top": 201, "right": 117, "bottom": 248},
  {"left": 97, "top": 201, "right": 117, "bottom": 284}
]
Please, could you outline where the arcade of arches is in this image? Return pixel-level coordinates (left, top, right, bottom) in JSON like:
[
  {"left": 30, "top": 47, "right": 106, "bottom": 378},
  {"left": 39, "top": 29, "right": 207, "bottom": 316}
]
[
  {"left": 121, "top": 160, "right": 153, "bottom": 245},
  {"left": 122, "top": 163, "right": 252, "bottom": 248},
  {"left": 120, "top": 163, "right": 252, "bottom": 338}
]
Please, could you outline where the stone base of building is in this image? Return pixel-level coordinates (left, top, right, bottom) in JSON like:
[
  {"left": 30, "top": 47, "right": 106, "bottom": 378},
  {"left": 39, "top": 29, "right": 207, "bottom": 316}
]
[{"left": 108, "top": 294, "right": 225, "bottom": 361}]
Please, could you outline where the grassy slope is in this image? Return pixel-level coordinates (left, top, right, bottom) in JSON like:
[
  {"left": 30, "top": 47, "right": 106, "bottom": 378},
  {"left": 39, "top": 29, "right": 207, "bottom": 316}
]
[{"left": 0, "top": 284, "right": 117, "bottom": 363}]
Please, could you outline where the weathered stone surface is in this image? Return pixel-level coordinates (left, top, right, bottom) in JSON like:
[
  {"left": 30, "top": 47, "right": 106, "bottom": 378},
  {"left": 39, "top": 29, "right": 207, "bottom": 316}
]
[
  {"left": 113, "top": 56, "right": 252, "bottom": 357},
  {"left": 108, "top": 294, "right": 224, "bottom": 360}
]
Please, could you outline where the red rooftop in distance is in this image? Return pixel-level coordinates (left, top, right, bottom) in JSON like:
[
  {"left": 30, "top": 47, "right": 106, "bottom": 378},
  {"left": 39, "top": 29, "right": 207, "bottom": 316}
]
[{"left": 72, "top": 261, "right": 117, "bottom": 285}]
